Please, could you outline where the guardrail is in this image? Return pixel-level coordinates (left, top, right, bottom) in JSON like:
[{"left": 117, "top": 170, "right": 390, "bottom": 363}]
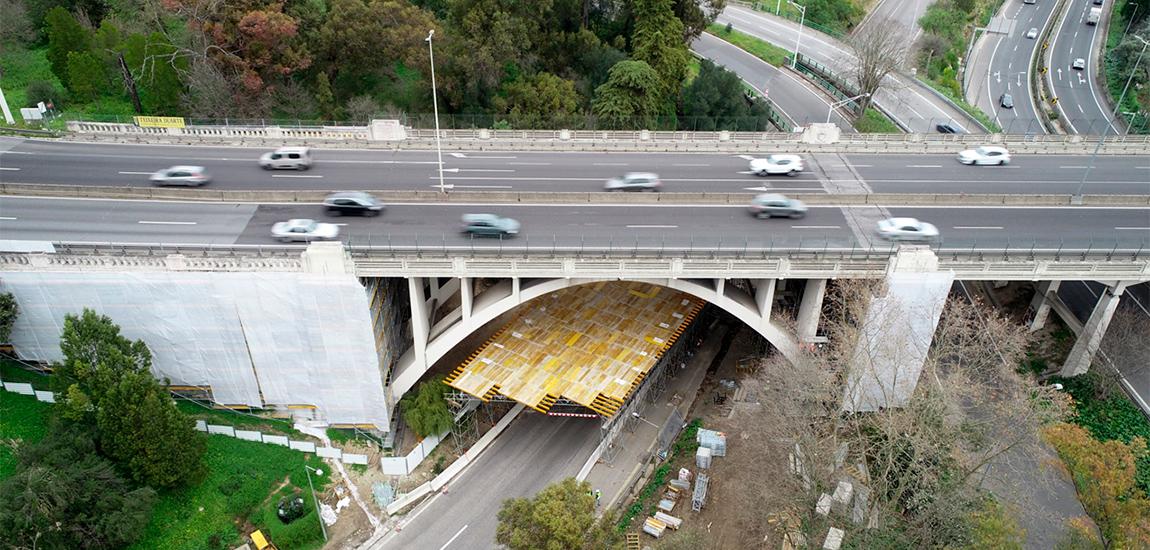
[{"left": 3, "top": 183, "right": 1149, "bottom": 207}]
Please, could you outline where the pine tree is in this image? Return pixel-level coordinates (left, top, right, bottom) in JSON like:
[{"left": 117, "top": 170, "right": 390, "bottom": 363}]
[
  {"left": 44, "top": 7, "right": 90, "bottom": 89},
  {"left": 67, "top": 50, "right": 107, "bottom": 101}
]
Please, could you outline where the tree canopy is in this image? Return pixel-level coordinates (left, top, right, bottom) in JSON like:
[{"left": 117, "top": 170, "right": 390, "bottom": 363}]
[
  {"left": 399, "top": 380, "right": 455, "bottom": 438},
  {"left": 495, "top": 478, "right": 618, "bottom": 550}
]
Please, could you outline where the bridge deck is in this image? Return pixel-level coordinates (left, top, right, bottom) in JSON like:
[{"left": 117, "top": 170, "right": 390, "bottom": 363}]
[{"left": 445, "top": 282, "right": 703, "bottom": 415}]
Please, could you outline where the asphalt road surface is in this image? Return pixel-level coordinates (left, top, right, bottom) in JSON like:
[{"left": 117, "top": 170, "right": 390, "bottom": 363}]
[
  {"left": 374, "top": 413, "right": 600, "bottom": 550},
  {"left": 2, "top": 141, "right": 1148, "bottom": 195},
  {"left": 1047, "top": 0, "right": 1120, "bottom": 134},
  {"left": 967, "top": 0, "right": 1057, "bottom": 134},
  {"left": 1, "top": 197, "right": 1146, "bottom": 251}
]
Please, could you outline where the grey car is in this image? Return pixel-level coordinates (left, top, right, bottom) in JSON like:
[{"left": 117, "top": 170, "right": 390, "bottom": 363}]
[
  {"left": 999, "top": 93, "right": 1014, "bottom": 109},
  {"left": 748, "top": 194, "right": 807, "bottom": 219},
  {"left": 324, "top": 192, "right": 384, "bottom": 216},
  {"left": 462, "top": 213, "right": 521, "bottom": 237},
  {"left": 604, "top": 172, "right": 662, "bottom": 192},
  {"left": 149, "top": 165, "right": 211, "bottom": 186}
]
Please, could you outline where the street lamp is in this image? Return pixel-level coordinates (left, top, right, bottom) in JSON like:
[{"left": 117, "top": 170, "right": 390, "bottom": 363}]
[
  {"left": 1072, "top": 134, "right": 1106, "bottom": 205},
  {"left": 789, "top": 1, "right": 806, "bottom": 70},
  {"left": 826, "top": 92, "right": 870, "bottom": 123},
  {"left": 1122, "top": 3, "right": 1140, "bottom": 43},
  {"left": 426, "top": 29, "right": 447, "bottom": 195},
  {"left": 303, "top": 465, "right": 327, "bottom": 542},
  {"left": 631, "top": 412, "right": 660, "bottom": 429},
  {"left": 1113, "top": 34, "right": 1149, "bottom": 131}
]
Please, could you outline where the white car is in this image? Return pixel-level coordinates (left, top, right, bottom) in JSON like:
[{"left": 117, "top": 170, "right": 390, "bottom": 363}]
[
  {"left": 957, "top": 145, "right": 1011, "bottom": 165},
  {"left": 1072, "top": 58, "right": 1086, "bottom": 70},
  {"left": 604, "top": 172, "right": 662, "bottom": 192},
  {"left": 271, "top": 219, "right": 340, "bottom": 242},
  {"left": 749, "top": 154, "right": 804, "bottom": 176},
  {"left": 1026, "top": 27, "right": 1038, "bottom": 39},
  {"left": 876, "top": 218, "right": 940, "bottom": 242},
  {"left": 149, "top": 165, "right": 211, "bottom": 186}
]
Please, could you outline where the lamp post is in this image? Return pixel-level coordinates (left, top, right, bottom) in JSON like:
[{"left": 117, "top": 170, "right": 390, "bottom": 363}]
[
  {"left": 1122, "top": 3, "right": 1140, "bottom": 43},
  {"left": 426, "top": 29, "right": 447, "bottom": 194},
  {"left": 303, "top": 465, "right": 327, "bottom": 542},
  {"left": 826, "top": 92, "right": 871, "bottom": 123},
  {"left": 1113, "top": 34, "right": 1149, "bottom": 130},
  {"left": 1072, "top": 134, "right": 1106, "bottom": 205},
  {"left": 789, "top": 1, "right": 806, "bottom": 70},
  {"left": 631, "top": 412, "right": 660, "bottom": 429}
]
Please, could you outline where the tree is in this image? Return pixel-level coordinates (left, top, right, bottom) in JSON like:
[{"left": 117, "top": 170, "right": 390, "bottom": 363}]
[
  {"left": 399, "top": 380, "right": 454, "bottom": 438},
  {"left": 1044, "top": 422, "right": 1150, "bottom": 548},
  {"left": 24, "top": 80, "right": 61, "bottom": 108},
  {"left": 0, "top": 0, "right": 35, "bottom": 45},
  {"left": 52, "top": 309, "right": 207, "bottom": 489},
  {"left": 680, "top": 59, "right": 773, "bottom": 131},
  {"left": 119, "top": 32, "right": 186, "bottom": 115},
  {"left": 848, "top": 18, "right": 908, "bottom": 113},
  {"left": 673, "top": 0, "right": 726, "bottom": 41},
  {"left": 962, "top": 496, "right": 1026, "bottom": 550},
  {"left": 345, "top": 94, "right": 382, "bottom": 122},
  {"left": 496, "top": 478, "right": 619, "bottom": 550},
  {"left": 496, "top": 72, "right": 582, "bottom": 128},
  {"left": 44, "top": 7, "right": 91, "bottom": 89},
  {"left": 592, "top": 59, "right": 663, "bottom": 127},
  {"left": 0, "top": 292, "right": 17, "bottom": 343},
  {"left": 631, "top": 0, "right": 690, "bottom": 114},
  {"left": 66, "top": 50, "right": 107, "bottom": 101},
  {"left": 0, "top": 424, "right": 156, "bottom": 550},
  {"left": 314, "top": 71, "right": 335, "bottom": 119}
]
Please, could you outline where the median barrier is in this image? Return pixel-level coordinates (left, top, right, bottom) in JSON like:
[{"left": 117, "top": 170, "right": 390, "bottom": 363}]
[
  {"left": 1002, "top": 194, "right": 1071, "bottom": 206},
  {"left": 1083, "top": 194, "right": 1150, "bottom": 206}
]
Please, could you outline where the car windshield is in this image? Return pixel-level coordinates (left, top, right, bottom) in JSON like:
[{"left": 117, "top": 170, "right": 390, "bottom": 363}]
[
  {"left": 299, "top": 221, "right": 317, "bottom": 232},
  {"left": 976, "top": 147, "right": 992, "bottom": 155}
]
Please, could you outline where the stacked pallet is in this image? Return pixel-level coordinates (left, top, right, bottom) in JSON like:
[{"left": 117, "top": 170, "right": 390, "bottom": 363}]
[{"left": 445, "top": 282, "right": 702, "bottom": 416}]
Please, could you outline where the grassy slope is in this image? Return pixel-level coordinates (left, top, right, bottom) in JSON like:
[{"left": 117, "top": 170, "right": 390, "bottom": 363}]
[
  {"left": 0, "top": 45, "right": 134, "bottom": 121},
  {"left": 706, "top": 24, "right": 791, "bottom": 67},
  {"left": 0, "top": 391, "right": 51, "bottom": 481},
  {"left": 855, "top": 107, "right": 902, "bottom": 132}
]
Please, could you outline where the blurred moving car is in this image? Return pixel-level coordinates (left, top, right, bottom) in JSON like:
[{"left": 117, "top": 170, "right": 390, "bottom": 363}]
[
  {"left": 935, "top": 123, "right": 960, "bottom": 134},
  {"left": 271, "top": 219, "right": 340, "bottom": 242},
  {"left": 748, "top": 154, "right": 804, "bottom": 176},
  {"left": 876, "top": 218, "right": 940, "bottom": 242},
  {"left": 999, "top": 93, "right": 1014, "bottom": 109},
  {"left": 1072, "top": 58, "right": 1086, "bottom": 70},
  {"left": 604, "top": 172, "right": 662, "bottom": 192},
  {"left": 748, "top": 194, "right": 808, "bottom": 219},
  {"left": 259, "top": 147, "right": 313, "bottom": 170},
  {"left": 1026, "top": 27, "right": 1038, "bottom": 39},
  {"left": 150, "top": 166, "right": 211, "bottom": 186},
  {"left": 957, "top": 145, "right": 1011, "bottom": 165},
  {"left": 462, "top": 213, "right": 520, "bottom": 237},
  {"left": 324, "top": 192, "right": 384, "bottom": 216}
]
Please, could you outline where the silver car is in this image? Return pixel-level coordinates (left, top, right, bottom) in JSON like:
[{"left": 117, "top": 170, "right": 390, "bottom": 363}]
[
  {"left": 876, "top": 218, "right": 940, "bottom": 242},
  {"left": 260, "top": 147, "right": 313, "bottom": 170},
  {"left": 748, "top": 194, "right": 807, "bottom": 219},
  {"left": 604, "top": 172, "right": 662, "bottom": 192},
  {"left": 150, "top": 165, "right": 211, "bottom": 186},
  {"left": 270, "top": 219, "right": 340, "bottom": 242}
]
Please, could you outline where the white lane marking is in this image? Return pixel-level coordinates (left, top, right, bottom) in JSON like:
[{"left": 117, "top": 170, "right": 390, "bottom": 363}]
[
  {"left": 672, "top": 163, "right": 710, "bottom": 167},
  {"left": 272, "top": 174, "right": 325, "bottom": 178},
  {"left": 333, "top": 223, "right": 348, "bottom": 226},
  {"left": 592, "top": 162, "right": 628, "bottom": 166},
  {"left": 431, "top": 176, "right": 783, "bottom": 183},
  {"left": 792, "top": 225, "right": 842, "bottom": 229},
  {"left": 906, "top": 164, "right": 942, "bottom": 168},
  {"left": 1115, "top": 227, "right": 1150, "bottom": 231},
  {"left": 449, "top": 152, "right": 466, "bottom": 158},
  {"left": 0, "top": 217, "right": 17, "bottom": 220},
  {"left": 506, "top": 162, "right": 551, "bottom": 165},
  {"left": 626, "top": 224, "right": 679, "bottom": 228},
  {"left": 442, "top": 168, "right": 515, "bottom": 173},
  {"left": 0, "top": 167, "right": 21, "bottom": 171},
  {"left": 1059, "top": 166, "right": 1087, "bottom": 169},
  {"left": 0, "top": 151, "right": 33, "bottom": 154},
  {"left": 1137, "top": 166, "right": 1150, "bottom": 169},
  {"left": 440, "top": 525, "right": 469, "bottom": 550},
  {"left": 736, "top": 155, "right": 757, "bottom": 161},
  {"left": 431, "top": 184, "right": 514, "bottom": 189},
  {"left": 119, "top": 171, "right": 154, "bottom": 175},
  {"left": 953, "top": 226, "right": 1004, "bottom": 229},
  {"left": 850, "top": 164, "right": 873, "bottom": 168},
  {"left": 451, "top": 154, "right": 516, "bottom": 159},
  {"left": 138, "top": 220, "right": 197, "bottom": 225}
]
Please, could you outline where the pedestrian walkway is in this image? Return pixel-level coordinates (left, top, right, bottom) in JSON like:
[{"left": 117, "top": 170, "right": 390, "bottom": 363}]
[{"left": 581, "top": 322, "right": 727, "bottom": 512}]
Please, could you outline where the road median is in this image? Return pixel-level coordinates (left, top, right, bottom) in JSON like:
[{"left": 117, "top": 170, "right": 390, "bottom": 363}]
[{"left": 4, "top": 183, "right": 1149, "bottom": 207}]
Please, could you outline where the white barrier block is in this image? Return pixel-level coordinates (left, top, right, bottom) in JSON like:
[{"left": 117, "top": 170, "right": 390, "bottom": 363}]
[
  {"left": 207, "top": 424, "right": 236, "bottom": 437},
  {"left": 290, "top": 440, "right": 317, "bottom": 453},
  {"left": 34, "top": 390, "right": 56, "bottom": 403},
  {"left": 5, "top": 382, "right": 35, "bottom": 396},
  {"left": 381, "top": 457, "right": 409, "bottom": 476},
  {"left": 263, "top": 435, "right": 289, "bottom": 447},
  {"left": 235, "top": 430, "right": 263, "bottom": 442},
  {"left": 195, "top": 420, "right": 208, "bottom": 432},
  {"left": 342, "top": 453, "right": 369, "bottom": 465},
  {"left": 317, "top": 447, "right": 343, "bottom": 459}
]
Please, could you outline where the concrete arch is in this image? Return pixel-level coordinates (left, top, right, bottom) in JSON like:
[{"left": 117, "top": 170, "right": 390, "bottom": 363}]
[{"left": 389, "top": 277, "right": 799, "bottom": 405}]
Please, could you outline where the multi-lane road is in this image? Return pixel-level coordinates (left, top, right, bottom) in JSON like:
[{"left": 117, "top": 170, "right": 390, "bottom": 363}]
[
  {"left": 1048, "top": 0, "right": 1121, "bottom": 134},
  {"left": 1, "top": 141, "right": 1149, "bottom": 195},
  {"left": 968, "top": 0, "right": 1056, "bottom": 133}
]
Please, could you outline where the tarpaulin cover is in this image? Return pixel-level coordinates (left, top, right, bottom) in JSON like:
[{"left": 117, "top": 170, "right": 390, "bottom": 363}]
[
  {"left": 0, "top": 271, "right": 388, "bottom": 428},
  {"left": 842, "top": 271, "right": 954, "bottom": 412}
]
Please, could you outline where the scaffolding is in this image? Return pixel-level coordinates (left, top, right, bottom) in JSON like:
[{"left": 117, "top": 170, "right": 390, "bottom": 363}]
[
  {"left": 444, "top": 282, "right": 704, "bottom": 417},
  {"left": 363, "top": 277, "right": 411, "bottom": 388}
]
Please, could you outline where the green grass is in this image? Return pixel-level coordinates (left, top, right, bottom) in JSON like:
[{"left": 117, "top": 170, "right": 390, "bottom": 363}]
[
  {"left": 0, "top": 359, "right": 51, "bottom": 390},
  {"left": 176, "top": 400, "right": 306, "bottom": 439},
  {"left": 0, "top": 391, "right": 52, "bottom": 481},
  {"left": 855, "top": 108, "right": 901, "bottom": 133},
  {"left": 707, "top": 24, "right": 791, "bottom": 67},
  {"left": 0, "top": 46, "right": 60, "bottom": 113},
  {"left": 686, "top": 56, "right": 702, "bottom": 85},
  {"left": 1103, "top": 4, "right": 1148, "bottom": 131},
  {"left": 920, "top": 77, "right": 1003, "bottom": 133},
  {"left": 130, "top": 436, "right": 329, "bottom": 550},
  {"left": 1054, "top": 374, "right": 1150, "bottom": 494}
]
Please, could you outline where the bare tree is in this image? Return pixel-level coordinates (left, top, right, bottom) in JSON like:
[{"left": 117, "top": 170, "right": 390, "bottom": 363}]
[
  {"left": 720, "top": 280, "right": 1070, "bottom": 547},
  {"left": 1091, "top": 307, "right": 1150, "bottom": 400},
  {"left": 848, "top": 19, "right": 909, "bottom": 113}
]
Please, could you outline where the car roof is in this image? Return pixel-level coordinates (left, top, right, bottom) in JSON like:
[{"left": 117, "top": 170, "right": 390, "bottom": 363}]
[
  {"left": 977, "top": 145, "right": 1008, "bottom": 152},
  {"left": 623, "top": 172, "right": 659, "bottom": 179},
  {"left": 325, "top": 192, "right": 375, "bottom": 200},
  {"left": 167, "top": 165, "right": 205, "bottom": 172},
  {"left": 284, "top": 218, "right": 317, "bottom": 227},
  {"left": 884, "top": 217, "right": 921, "bottom": 226},
  {"left": 274, "top": 146, "right": 310, "bottom": 153},
  {"left": 765, "top": 154, "right": 802, "bottom": 160},
  {"left": 463, "top": 213, "right": 502, "bottom": 223},
  {"left": 754, "top": 193, "right": 790, "bottom": 202}
]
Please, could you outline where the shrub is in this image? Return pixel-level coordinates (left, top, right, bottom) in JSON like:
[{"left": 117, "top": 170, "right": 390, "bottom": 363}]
[{"left": 24, "top": 79, "right": 61, "bottom": 108}]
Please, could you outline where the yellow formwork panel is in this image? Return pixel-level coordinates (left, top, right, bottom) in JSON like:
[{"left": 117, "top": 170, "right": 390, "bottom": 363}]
[{"left": 446, "top": 281, "right": 703, "bottom": 416}]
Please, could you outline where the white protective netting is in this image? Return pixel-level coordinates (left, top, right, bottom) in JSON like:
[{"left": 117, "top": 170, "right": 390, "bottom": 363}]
[{"left": 1, "top": 271, "right": 388, "bottom": 428}]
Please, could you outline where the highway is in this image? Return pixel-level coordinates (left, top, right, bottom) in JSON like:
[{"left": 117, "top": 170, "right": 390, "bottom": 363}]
[
  {"left": 854, "top": 0, "right": 936, "bottom": 42},
  {"left": 374, "top": 413, "right": 599, "bottom": 550},
  {"left": 716, "top": 4, "right": 983, "bottom": 133},
  {"left": 1, "top": 197, "right": 1146, "bottom": 251},
  {"left": 1047, "top": 0, "right": 1120, "bottom": 134},
  {"left": 2, "top": 141, "right": 1149, "bottom": 195},
  {"left": 691, "top": 32, "right": 857, "bottom": 130},
  {"left": 967, "top": 0, "right": 1057, "bottom": 134}
]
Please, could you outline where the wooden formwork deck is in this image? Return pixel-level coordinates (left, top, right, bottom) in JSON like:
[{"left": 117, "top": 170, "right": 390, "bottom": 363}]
[{"left": 445, "top": 282, "right": 702, "bottom": 416}]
